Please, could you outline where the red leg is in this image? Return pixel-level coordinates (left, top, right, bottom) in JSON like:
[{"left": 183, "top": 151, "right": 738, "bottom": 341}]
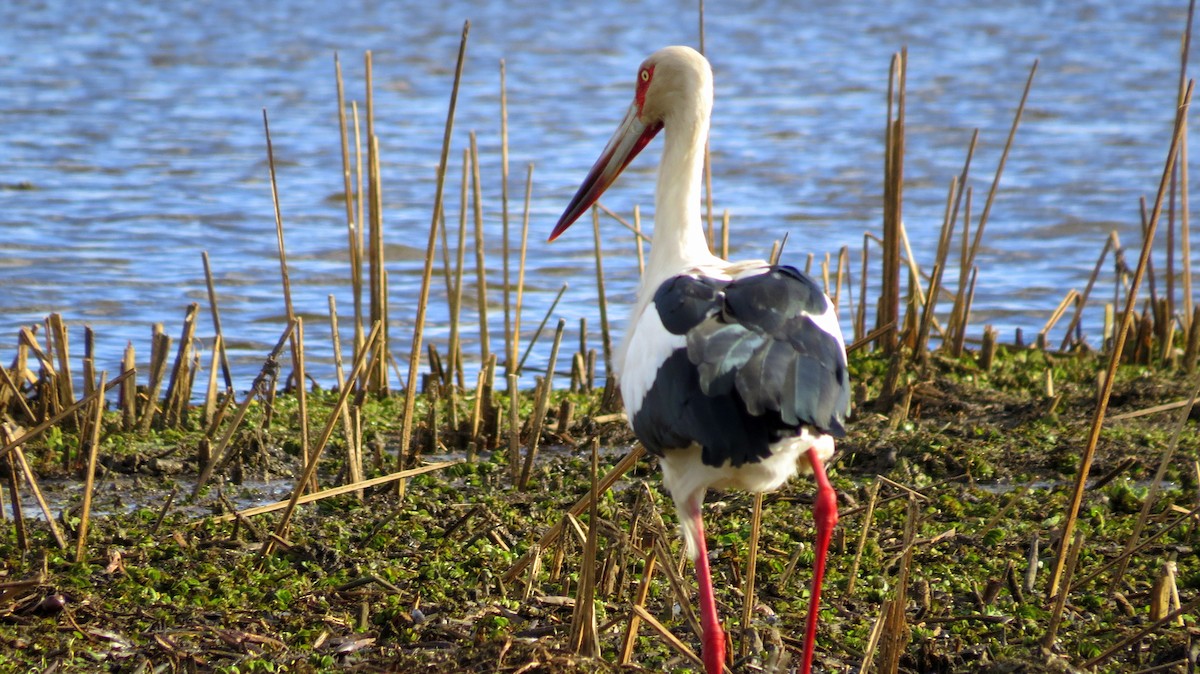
[
  {"left": 688, "top": 501, "right": 726, "bottom": 674},
  {"left": 801, "top": 448, "right": 838, "bottom": 674}
]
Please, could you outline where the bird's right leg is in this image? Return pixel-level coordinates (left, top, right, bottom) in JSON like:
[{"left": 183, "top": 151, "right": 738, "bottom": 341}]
[{"left": 687, "top": 498, "right": 726, "bottom": 674}]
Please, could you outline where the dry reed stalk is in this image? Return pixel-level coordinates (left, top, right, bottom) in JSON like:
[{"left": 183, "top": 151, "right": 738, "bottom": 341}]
[
  {"left": 499, "top": 59, "right": 514, "bottom": 378},
  {"left": 202, "top": 336, "right": 220, "bottom": 428},
  {"left": 447, "top": 147, "right": 470, "bottom": 391},
  {"left": 1038, "top": 289, "right": 1080, "bottom": 348},
  {"left": 506, "top": 373, "right": 521, "bottom": 483},
  {"left": 0, "top": 425, "right": 66, "bottom": 549},
  {"left": 856, "top": 597, "right": 890, "bottom": 674},
  {"left": 879, "top": 50, "right": 906, "bottom": 355},
  {"left": 631, "top": 604, "right": 710, "bottom": 671},
  {"left": 1059, "top": 231, "right": 1117, "bottom": 350},
  {"left": 619, "top": 548, "right": 659, "bottom": 665},
  {"left": 876, "top": 498, "right": 917, "bottom": 674},
  {"left": 1182, "top": 2, "right": 1197, "bottom": 338},
  {"left": 1083, "top": 595, "right": 1200, "bottom": 670},
  {"left": 261, "top": 323, "right": 381, "bottom": 557},
  {"left": 740, "top": 492, "right": 764, "bottom": 657},
  {"left": 201, "top": 252, "right": 234, "bottom": 392},
  {"left": 569, "top": 440, "right": 602, "bottom": 658},
  {"left": 1047, "top": 82, "right": 1194, "bottom": 601},
  {"left": 352, "top": 101, "right": 366, "bottom": 355},
  {"left": 1041, "top": 530, "right": 1084, "bottom": 650},
  {"left": 1105, "top": 376, "right": 1199, "bottom": 593},
  {"left": 192, "top": 321, "right": 297, "bottom": 497},
  {"left": 0, "top": 371, "right": 131, "bottom": 466},
  {"left": 399, "top": 22, "right": 470, "bottom": 470},
  {"left": 328, "top": 296, "right": 362, "bottom": 492},
  {"left": 294, "top": 318, "right": 315, "bottom": 492},
  {"left": 516, "top": 375, "right": 550, "bottom": 490},
  {"left": 0, "top": 360, "right": 36, "bottom": 425},
  {"left": 845, "top": 479, "right": 880, "bottom": 595},
  {"left": 137, "top": 329, "right": 171, "bottom": 433},
  {"left": 513, "top": 164, "right": 534, "bottom": 374},
  {"left": 948, "top": 62, "right": 1038, "bottom": 350},
  {"left": 14, "top": 444, "right": 67, "bottom": 549},
  {"left": 3, "top": 452, "right": 26, "bottom": 549},
  {"left": 635, "top": 206, "right": 646, "bottom": 276},
  {"left": 503, "top": 444, "right": 647, "bottom": 582},
  {"left": 469, "top": 367, "right": 487, "bottom": 455},
  {"left": 75, "top": 372, "right": 106, "bottom": 562},
  {"left": 915, "top": 177, "right": 962, "bottom": 359},
  {"left": 591, "top": 208, "right": 614, "bottom": 379},
  {"left": 1076, "top": 502, "right": 1200, "bottom": 596},
  {"left": 163, "top": 303, "right": 199, "bottom": 428},
  {"left": 469, "top": 132, "right": 492, "bottom": 366},
  {"left": 720, "top": 209, "right": 730, "bottom": 260},
  {"left": 1184, "top": 305, "right": 1200, "bottom": 373},
  {"left": 46, "top": 314, "right": 74, "bottom": 413},
  {"left": 834, "top": 246, "right": 848, "bottom": 317},
  {"left": 210, "top": 459, "right": 458, "bottom": 526},
  {"left": 334, "top": 54, "right": 365, "bottom": 360},
  {"left": 952, "top": 267, "right": 979, "bottom": 356},
  {"left": 597, "top": 203, "right": 653, "bottom": 245},
  {"left": 370, "top": 137, "right": 390, "bottom": 393},
  {"left": 856, "top": 234, "right": 870, "bottom": 342},
  {"left": 516, "top": 283, "right": 568, "bottom": 373}
]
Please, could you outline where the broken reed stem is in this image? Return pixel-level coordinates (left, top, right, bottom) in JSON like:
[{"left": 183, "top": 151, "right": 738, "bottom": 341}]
[
  {"left": 262, "top": 110, "right": 296, "bottom": 328},
  {"left": 213, "top": 459, "right": 457, "bottom": 525},
  {"left": 517, "top": 283, "right": 568, "bottom": 373},
  {"left": 0, "top": 426, "right": 66, "bottom": 550},
  {"left": 1106, "top": 375, "right": 1200, "bottom": 593},
  {"left": 328, "top": 296, "right": 361, "bottom": 490},
  {"left": 740, "top": 492, "right": 764, "bottom": 658},
  {"left": 846, "top": 479, "right": 880, "bottom": 595},
  {"left": 334, "top": 53, "right": 365, "bottom": 365},
  {"left": 163, "top": 303, "right": 199, "bottom": 428},
  {"left": 620, "top": 548, "right": 659, "bottom": 665},
  {"left": 915, "top": 175, "right": 961, "bottom": 359},
  {"left": 504, "top": 444, "right": 647, "bottom": 583},
  {"left": 47, "top": 314, "right": 74, "bottom": 414},
  {"left": 1059, "top": 231, "right": 1116, "bottom": 351},
  {"left": 1039, "top": 289, "right": 1080, "bottom": 347},
  {"left": 201, "top": 251, "right": 234, "bottom": 392},
  {"left": 499, "top": 59, "right": 514, "bottom": 378},
  {"left": 1042, "top": 530, "right": 1085, "bottom": 650},
  {"left": 1047, "top": 80, "right": 1193, "bottom": 601},
  {"left": 591, "top": 207, "right": 614, "bottom": 382},
  {"left": 192, "top": 321, "right": 297, "bottom": 497},
  {"left": 512, "top": 164, "right": 534, "bottom": 375},
  {"left": 469, "top": 131, "right": 491, "bottom": 366},
  {"left": 400, "top": 20, "right": 470, "bottom": 470},
  {"left": 569, "top": 439, "right": 602, "bottom": 658},
  {"left": 75, "top": 372, "right": 107, "bottom": 563},
  {"left": 137, "top": 328, "right": 171, "bottom": 433},
  {"left": 879, "top": 49, "right": 906, "bottom": 355},
  {"left": 517, "top": 326, "right": 559, "bottom": 493},
  {"left": 261, "top": 322, "right": 381, "bottom": 558},
  {"left": 0, "top": 371, "right": 133, "bottom": 465},
  {"left": 950, "top": 61, "right": 1037, "bottom": 351},
  {"left": 448, "top": 148, "right": 470, "bottom": 391}
]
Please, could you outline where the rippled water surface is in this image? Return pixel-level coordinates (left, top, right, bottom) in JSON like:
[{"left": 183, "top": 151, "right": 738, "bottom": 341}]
[{"left": 2, "top": 0, "right": 1198, "bottom": 388}]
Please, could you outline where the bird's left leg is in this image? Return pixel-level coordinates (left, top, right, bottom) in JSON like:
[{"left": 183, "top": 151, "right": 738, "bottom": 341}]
[
  {"left": 800, "top": 447, "right": 838, "bottom": 674},
  {"left": 687, "top": 498, "right": 727, "bottom": 674}
]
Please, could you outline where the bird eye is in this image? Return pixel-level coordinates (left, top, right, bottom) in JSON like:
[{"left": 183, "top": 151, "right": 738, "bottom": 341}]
[{"left": 640, "top": 69, "right": 650, "bottom": 82}]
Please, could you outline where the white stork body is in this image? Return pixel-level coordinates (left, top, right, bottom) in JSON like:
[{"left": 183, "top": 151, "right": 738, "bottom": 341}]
[{"left": 550, "top": 46, "right": 849, "bottom": 674}]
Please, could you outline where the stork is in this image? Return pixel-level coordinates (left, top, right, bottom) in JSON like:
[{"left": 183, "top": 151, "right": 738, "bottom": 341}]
[{"left": 549, "top": 46, "right": 849, "bottom": 674}]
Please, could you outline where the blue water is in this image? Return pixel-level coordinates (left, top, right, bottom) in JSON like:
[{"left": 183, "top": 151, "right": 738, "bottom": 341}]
[{"left": 1, "top": 0, "right": 1197, "bottom": 391}]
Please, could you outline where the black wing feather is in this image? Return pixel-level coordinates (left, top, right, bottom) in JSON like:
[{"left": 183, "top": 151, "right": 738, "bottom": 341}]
[{"left": 634, "top": 266, "right": 850, "bottom": 468}]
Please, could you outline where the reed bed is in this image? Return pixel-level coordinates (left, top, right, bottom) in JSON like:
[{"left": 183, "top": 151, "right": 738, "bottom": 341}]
[{"left": 0, "top": 11, "right": 1198, "bottom": 674}]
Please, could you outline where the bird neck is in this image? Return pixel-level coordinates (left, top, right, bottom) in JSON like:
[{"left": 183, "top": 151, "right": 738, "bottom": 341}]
[{"left": 645, "top": 111, "right": 716, "bottom": 292}]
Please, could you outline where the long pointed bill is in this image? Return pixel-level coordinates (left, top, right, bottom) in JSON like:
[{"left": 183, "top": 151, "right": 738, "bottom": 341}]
[{"left": 549, "top": 102, "right": 661, "bottom": 241}]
